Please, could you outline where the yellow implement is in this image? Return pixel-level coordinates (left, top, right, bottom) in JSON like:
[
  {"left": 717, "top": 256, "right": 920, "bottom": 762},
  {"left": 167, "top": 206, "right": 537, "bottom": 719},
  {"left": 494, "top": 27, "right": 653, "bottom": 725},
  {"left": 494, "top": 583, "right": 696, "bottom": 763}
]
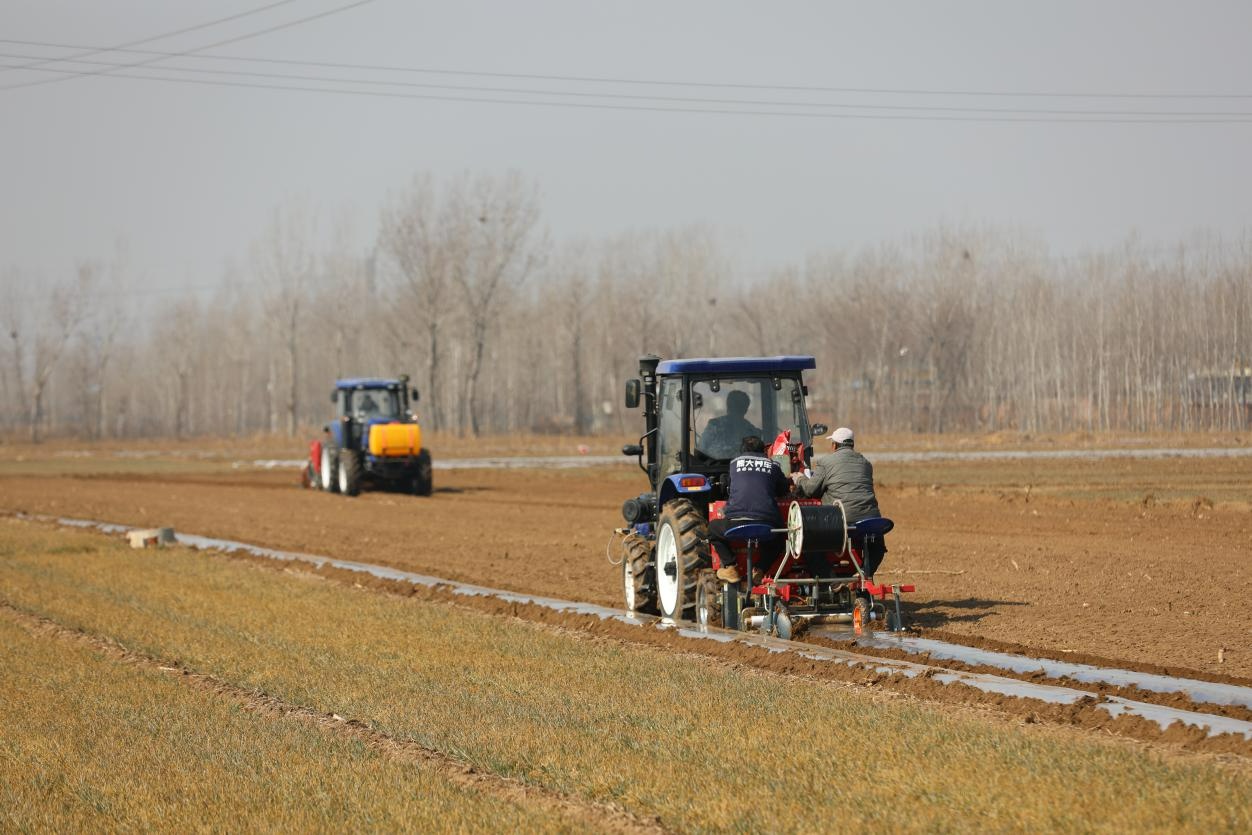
[{"left": 367, "top": 423, "right": 422, "bottom": 457}]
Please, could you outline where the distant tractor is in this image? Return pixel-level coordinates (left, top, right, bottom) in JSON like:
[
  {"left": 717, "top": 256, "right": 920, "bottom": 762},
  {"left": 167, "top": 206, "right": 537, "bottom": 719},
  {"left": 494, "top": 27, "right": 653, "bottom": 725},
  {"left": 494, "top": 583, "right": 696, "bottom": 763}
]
[
  {"left": 617, "top": 355, "right": 907, "bottom": 637},
  {"left": 307, "top": 376, "right": 432, "bottom": 497}
]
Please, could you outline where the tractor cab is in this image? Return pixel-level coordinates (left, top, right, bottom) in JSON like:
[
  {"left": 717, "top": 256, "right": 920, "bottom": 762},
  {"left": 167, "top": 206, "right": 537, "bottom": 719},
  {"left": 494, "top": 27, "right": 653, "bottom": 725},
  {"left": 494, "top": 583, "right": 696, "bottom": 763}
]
[
  {"left": 331, "top": 378, "right": 413, "bottom": 439},
  {"left": 622, "top": 355, "right": 825, "bottom": 513}
]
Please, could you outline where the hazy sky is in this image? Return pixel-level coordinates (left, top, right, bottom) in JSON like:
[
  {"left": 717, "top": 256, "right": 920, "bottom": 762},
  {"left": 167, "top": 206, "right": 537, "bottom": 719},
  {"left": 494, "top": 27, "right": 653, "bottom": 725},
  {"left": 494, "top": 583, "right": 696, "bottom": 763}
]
[{"left": 4, "top": 1, "right": 1252, "bottom": 291}]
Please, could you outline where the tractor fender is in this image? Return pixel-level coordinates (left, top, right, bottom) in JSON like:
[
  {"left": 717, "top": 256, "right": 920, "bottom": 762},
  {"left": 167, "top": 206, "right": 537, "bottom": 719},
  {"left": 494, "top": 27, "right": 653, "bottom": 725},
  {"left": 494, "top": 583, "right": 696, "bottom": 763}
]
[
  {"left": 658, "top": 473, "right": 713, "bottom": 508},
  {"left": 328, "top": 421, "right": 347, "bottom": 449}
]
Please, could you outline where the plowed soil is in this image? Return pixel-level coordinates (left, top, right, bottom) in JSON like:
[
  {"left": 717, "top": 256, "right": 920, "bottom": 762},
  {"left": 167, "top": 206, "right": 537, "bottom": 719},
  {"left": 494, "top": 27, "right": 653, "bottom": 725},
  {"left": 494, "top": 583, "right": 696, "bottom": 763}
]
[{"left": 1, "top": 447, "right": 1249, "bottom": 680}]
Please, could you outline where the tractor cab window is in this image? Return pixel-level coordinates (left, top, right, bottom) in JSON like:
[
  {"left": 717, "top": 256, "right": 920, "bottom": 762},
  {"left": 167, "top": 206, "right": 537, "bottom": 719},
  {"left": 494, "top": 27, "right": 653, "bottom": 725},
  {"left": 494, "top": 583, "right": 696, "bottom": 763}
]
[
  {"left": 349, "top": 389, "right": 401, "bottom": 420},
  {"left": 655, "top": 378, "right": 685, "bottom": 480},
  {"left": 692, "top": 379, "right": 765, "bottom": 460},
  {"left": 692, "top": 376, "right": 810, "bottom": 460},
  {"left": 768, "top": 377, "right": 811, "bottom": 449}
]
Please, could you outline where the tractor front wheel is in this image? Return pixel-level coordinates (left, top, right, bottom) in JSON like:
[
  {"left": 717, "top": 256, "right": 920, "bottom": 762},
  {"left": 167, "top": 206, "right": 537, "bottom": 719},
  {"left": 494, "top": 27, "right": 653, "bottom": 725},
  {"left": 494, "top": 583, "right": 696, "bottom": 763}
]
[
  {"left": 622, "top": 532, "right": 658, "bottom": 615},
  {"left": 655, "top": 499, "right": 708, "bottom": 621},
  {"left": 337, "top": 450, "right": 362, "bottom": 496},
  {"left": 320, "top": 445, "right": 339, "bottom": 493}
]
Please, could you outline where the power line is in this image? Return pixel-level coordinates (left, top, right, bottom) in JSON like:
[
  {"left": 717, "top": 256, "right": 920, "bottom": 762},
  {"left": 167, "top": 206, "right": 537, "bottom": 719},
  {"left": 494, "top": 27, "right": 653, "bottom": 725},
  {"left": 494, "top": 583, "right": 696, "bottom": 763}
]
[
  {"left": 3, "top": 58, "right": 1251, "bottom": 123},
  {"left": 0, "top": 1, "right": 302, "bottom": 76},
  {"left": 1, "top": 0, "right": 377, "bottom": 92},
  {"left": 5, "top": 51, "right": 1251, "bottom": 119},
  {"left": 3, "top": 36, "right": 1252, "bottom": 101}
]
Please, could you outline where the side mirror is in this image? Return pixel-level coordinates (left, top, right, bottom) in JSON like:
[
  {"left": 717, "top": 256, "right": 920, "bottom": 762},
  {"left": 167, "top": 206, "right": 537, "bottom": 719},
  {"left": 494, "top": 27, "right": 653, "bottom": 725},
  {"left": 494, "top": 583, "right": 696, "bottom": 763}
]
[
  {"left": 625, "top": 379, "right": 641, "bottom": 409},
  {"left": 411, "top": 388, "right": 420, "bottom": 402},
  {"left": 330, "top": 390, "right": 338, "bottom": 403},
  {"left": 622, "top": 444, "right": 643, "bottom": 457},
  {"left": 692, "top": 391, "right": 703, "bottom": 410},
  {"left": 811, "top": 423, "right": 829, "bottom": 437}
]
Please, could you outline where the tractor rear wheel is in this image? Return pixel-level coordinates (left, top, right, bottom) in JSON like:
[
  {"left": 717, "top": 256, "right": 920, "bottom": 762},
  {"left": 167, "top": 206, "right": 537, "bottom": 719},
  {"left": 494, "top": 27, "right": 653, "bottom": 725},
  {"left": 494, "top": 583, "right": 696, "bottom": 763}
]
[
  {"left": 412, "top": 449, "right": 433, "bottom": 496},
  {"left": 320, "top": 445, "right": 339, "bottom": 493},
  {"left": 695, "top": 570, "right": 722, "bottom": 628},
  {"left": 337, "top": 450, "right": 362, "bottom": 496},
  {"left": 655, "top": 499, "right": 708, "bottom": 621},
  {"left": 622, "top": 532, "right": 658, "bottom": 615}
]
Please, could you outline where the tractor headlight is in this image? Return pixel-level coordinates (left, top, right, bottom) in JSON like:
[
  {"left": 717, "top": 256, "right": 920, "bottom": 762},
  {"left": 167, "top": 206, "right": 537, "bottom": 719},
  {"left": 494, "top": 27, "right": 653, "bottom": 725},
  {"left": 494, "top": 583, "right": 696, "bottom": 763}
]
[
  {"left": 621, "top": 493, "right": 656, "bottom": 524},
  {"left": 622, "top": 498, "right": 644, "bottom": 524}
]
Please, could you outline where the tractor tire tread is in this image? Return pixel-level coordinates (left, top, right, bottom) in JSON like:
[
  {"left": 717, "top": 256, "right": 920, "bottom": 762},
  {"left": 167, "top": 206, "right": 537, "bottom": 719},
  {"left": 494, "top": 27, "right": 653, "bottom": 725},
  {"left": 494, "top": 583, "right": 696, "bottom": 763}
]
[
  {"left": 658, "top": 498, "right": 709, "bottom": 619},
  {"left": 339, "top": 449, "right": 362, "bottom": 496},
  {"left": 413, "top": 449, "right": 433, "bottom": 496},
  {"left": 623, "top": 532, "right": 658, "bottom": 615}
]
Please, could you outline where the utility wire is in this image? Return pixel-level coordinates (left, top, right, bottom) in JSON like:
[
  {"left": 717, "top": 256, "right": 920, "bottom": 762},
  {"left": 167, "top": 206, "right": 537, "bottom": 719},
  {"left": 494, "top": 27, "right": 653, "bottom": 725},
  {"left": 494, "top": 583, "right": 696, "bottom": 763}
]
[
  {"left": 3, "top": 58, "right": 1251, "bottom": 123},
  {"left": 4, "top": 51, "right": 1251, "bottom": 118},
  {"left": 0, "top": 1, "right": 301, "bottom": 76},
  {"left": 1, "top": 0, "right": 376, "bottom": 92},
  {"left": 3, "top": 36, "right": 1252, "bottom": 101}
]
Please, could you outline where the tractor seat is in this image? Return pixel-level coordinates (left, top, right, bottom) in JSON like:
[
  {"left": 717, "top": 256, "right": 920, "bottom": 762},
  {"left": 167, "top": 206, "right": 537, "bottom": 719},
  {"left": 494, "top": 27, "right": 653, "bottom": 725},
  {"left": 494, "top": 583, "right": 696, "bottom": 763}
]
[
  {"left": 848, "top": 517, "right": 894, "bottom": 538},
  {"left": 723, "top": 522, "right": 776, "bottom": 542}
]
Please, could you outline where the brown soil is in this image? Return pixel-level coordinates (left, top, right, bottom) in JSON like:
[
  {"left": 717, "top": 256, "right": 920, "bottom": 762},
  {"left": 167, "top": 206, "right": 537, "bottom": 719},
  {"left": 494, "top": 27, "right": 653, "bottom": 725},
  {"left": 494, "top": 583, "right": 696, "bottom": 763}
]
[{"left": 1, "top": 455, "right": 1249, "bottom": 685}]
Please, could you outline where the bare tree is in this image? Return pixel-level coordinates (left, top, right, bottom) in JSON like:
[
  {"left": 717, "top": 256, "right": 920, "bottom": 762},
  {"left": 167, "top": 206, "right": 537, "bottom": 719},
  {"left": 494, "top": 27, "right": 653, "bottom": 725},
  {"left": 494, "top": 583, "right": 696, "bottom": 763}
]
[
  {"left": 254, "top": 204, "right": 316, "bottom": 437},
  {"left": 379, "top": 174, "right": 458, "bottom": 430},
  {"left": 74, "top": 249, "right": 129, "bottom": 439},
  {"left": 454, "top": 173, "right": 545, "bottom": 435},
  {"left": 4, "top": 267, "right": 90, "bottom": 442},
  {"left": 551, "top": 245, "right": 594, "bottom": 433}
]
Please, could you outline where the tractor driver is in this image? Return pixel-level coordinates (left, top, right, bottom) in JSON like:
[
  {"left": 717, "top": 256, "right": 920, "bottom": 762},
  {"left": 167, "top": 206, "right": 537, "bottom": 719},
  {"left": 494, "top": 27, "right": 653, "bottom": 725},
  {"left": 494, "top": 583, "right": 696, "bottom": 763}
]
[
  {"left": 699, "top": 390, "right": 762, "bottom": 460},
  {"left": 357, "top": 394, "right": 380, "bottom": 418},
  {"left": 709, "top": 435, "right": 791, "bottom": 584},
  {"left": 791, "top": 426, "right": 887, "bottom": 575}
]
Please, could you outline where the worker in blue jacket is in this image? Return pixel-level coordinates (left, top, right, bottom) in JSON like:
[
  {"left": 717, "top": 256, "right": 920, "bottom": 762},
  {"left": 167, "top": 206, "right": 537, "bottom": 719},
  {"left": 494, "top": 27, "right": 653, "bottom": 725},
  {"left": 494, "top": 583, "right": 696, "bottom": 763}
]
[{"left": 709, "top": 435, "right": 791, "bottom": 584}]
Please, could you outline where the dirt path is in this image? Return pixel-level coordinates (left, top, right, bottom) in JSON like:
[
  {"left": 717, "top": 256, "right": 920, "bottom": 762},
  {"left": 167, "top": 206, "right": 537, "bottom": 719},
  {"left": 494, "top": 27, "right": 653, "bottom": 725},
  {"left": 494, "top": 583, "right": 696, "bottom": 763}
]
[{"left": 1, "top": 459, "right": 1249, "bottom": 678}]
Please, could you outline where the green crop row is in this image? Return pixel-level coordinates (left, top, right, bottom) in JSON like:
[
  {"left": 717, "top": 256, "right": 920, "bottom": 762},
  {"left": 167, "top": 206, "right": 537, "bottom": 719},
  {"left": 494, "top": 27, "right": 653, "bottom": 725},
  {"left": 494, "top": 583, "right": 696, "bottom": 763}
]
[
  {"left": 2, "top": 517, "right": 1250, "bottom": 833},
  {"left": 0, "top": 612, "right": 577, "bottom": 832}
]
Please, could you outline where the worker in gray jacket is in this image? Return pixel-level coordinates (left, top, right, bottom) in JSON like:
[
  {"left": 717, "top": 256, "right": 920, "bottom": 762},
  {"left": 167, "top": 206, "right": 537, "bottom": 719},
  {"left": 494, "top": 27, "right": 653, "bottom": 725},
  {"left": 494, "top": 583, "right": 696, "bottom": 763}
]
[{"left": 791, "top": 426, "right": 886, "bottom": 574}]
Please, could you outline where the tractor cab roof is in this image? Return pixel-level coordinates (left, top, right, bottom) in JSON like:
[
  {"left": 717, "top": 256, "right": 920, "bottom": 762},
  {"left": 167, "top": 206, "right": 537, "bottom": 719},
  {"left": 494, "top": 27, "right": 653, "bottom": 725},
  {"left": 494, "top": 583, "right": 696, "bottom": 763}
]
[
  {"left": 655, "top": 356, "right": 816, "bottom": 375},
  {"left": 335, "top": 377, "right": 402, "bottom": 390}
]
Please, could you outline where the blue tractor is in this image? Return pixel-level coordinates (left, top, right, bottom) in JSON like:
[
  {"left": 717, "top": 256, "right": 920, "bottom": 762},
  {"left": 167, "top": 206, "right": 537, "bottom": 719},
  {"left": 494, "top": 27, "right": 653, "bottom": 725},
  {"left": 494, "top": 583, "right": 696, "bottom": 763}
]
[
  {"left": 317, "top": 376, "right": 432, "bottom": 497},
  {"left": 619, "top": 355, "right": 905, "bottom": 636},
  {"left": 619, "top": 355, "right": 826, "bottom": 619}
]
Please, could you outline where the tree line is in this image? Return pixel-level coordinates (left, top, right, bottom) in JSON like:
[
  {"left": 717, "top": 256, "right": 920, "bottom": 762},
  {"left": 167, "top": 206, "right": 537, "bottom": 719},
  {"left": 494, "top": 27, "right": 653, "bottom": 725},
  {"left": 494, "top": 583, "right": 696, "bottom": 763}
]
[{"left": 3, "top": 173, "right": 1249, "bottom": 442}]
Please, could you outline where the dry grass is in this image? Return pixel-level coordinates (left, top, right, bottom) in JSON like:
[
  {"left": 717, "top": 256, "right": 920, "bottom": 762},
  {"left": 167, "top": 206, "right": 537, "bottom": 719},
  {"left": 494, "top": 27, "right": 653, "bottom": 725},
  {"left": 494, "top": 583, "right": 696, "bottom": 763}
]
[
  {"left": 0, "top": 614, "right": 580, "bottom": 833},
  {"left": 2, "top": 518, "right": 1251, "bottom": 832}
]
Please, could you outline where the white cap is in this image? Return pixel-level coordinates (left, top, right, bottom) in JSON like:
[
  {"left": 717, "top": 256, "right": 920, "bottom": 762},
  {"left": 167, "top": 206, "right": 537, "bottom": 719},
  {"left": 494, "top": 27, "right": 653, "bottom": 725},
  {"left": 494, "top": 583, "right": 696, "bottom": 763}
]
[{"left": 827, "top": 426, "right": 854, "bottom": 444}]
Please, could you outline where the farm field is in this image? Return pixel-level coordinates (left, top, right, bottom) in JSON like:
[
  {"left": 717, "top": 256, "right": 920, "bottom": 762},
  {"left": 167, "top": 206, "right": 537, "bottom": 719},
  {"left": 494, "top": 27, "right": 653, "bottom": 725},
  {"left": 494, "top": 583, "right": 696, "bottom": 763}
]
[
  {"left": 0, "top": 601, "right": 580, "bottom": 833},
  {"left": 1, "top": 435, "right": 1248, "bottom": 678},
  {"left": 2, "top": 516, "right": 1251, "bottom": 832}
]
